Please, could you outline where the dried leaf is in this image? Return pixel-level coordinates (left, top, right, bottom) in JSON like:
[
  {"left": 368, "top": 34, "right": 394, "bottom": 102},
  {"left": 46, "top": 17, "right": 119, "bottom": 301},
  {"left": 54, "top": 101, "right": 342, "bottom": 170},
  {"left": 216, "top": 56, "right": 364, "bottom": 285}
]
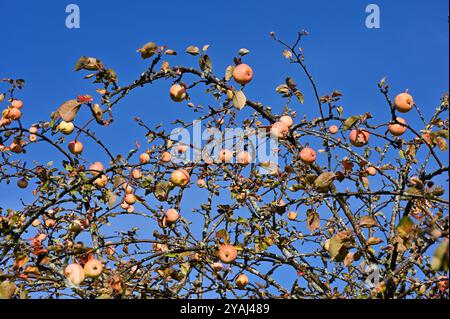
[
  {"left": 329, "top": 230, "right": 354, "bottom": 262},
  {"left": 0, "top": 281, "right": 16, "bottom": 299},
  {"left": 238, "top": 48, "right": 250, "bottom": 56},
  {"left": 306, "top": 209, "right": 320, "bottom": 233},
  {"left": 314, "top": 172, "right": 335, "bottom": 192},
  {"left": 186, "top": 46, "right": 200, "bottom": 56},
  {"left": 282, "top": 50, "right": 292, "bottom": 59},
  {"left": 199, "top": 55, "right": 212, "bottom": 72},
  {"left": 137, "top": 42, "right": 158, "bottom": 59},
  {"left": 232, "top": 90, "right": 246, "bottom": 110},
  {"left": 225, "top": 65, "right": 234, "bottom": 81},
  {"left": 359, "top": 216, "right": 377, "bottom": 228},
  {"left": 431, "top": 238, "right": 449, "bottom": 271},
  {"left": 396, "top": 216, "right": 415, "bottom": 239},
  {"left": 57, "top": 100, "right": 81, "bottom": 122}
]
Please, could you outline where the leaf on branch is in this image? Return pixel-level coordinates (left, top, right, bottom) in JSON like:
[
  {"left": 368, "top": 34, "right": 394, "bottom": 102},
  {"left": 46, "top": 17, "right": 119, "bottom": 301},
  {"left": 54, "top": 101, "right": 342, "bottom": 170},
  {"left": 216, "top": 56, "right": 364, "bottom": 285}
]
[
  {"left": 306, "top": 209, "right": 320, "bottom": 233},
  {"left": 199, "top": 54, "right": 212, "bottom": 72},
  {"left": 137, "top": 42, "right": 158, "bottom": 59},
  {"left": 57, "top": 99, "right": 82, "bottom": 122},
  {"left": 314, "top": 172, "right": 335, "bottom": 192},
  {"left": 282, "top": 50, "right": 292, "bottom": 59},
  {"left": 202, "top": 44, "right": 210, "bottom": 53},
  {"left": 359, "top": 216, "right": 378, "bottom": 228},
  {"left": 238, "top": 48, "right": 250, "bottom": 56},
  {"left": 431, "top": 238, "right": 449, "bottom": 272},
  {"left": 0, "top": 281, "right": 17, "bottom": 299},
  {"left": 75, "top": 56, "right": 103, "bottom": 71},
  {"left": 232, "top": 90, "right": 246, "bottom": 110},
  {"left": 154, "top": 181, "right": 172, "bottom": 202},
  {"left": 396, "top": 216, "right": 415, "bottom": 239},
  {"left": 215, "top": 229, "right": 229, "bottom": 243},
  {"left": 92, "top": 103, "right": 103, "bottom": 123},
  {"left": 186, "top": 46, "right": 200, "bottom": 56},
  {"left": 329, "top": 230, "right": 354, "bottom": 262},
  {"left": 342, "top": 115, "right": 361, "bottom": 131},
  {"left": 294, "top": 90, "right": 304, "bottom": 104},
  {"left": 275, "top": 84, "right": 291, "bottom": 97},
  {"left": 225, "top": 65, "right": 234, "bottom": 81}
]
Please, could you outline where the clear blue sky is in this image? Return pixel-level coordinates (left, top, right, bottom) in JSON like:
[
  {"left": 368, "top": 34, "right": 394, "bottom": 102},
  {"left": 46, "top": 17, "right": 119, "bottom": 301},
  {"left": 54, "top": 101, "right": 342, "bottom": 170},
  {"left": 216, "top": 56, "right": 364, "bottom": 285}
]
[{"left": 0, "top": 1, "right": 448, "bottom": 296}]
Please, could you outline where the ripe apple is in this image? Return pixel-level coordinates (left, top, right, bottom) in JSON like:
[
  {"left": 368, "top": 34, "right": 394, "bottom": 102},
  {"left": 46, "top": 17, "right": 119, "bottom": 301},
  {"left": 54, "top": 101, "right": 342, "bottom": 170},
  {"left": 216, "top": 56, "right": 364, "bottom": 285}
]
[
  {"left": 94, "top": 174, "right": 108, "bottom": 188},
  {"left": 165, "top": 208, "right": 180, "bottom": 224},
  {"left": 219, "top": 149, "right": 233, "bottom": 163},
  {"left": 299, "top": 147, "right": 316, "bottom": 164},
  {"left": 394, "top": 93, "right": 414, "bottom": 113},
  {"left": 11, "top": 99, "right": 23, "bottom": 109},
  {"left": 328, "top": 125, "right": 339, "bottom": 134},
  {"left": 237, "top": 151, "right": 251, "bottom": 165},
  {"left": 139, "top": 153, "right": 150, "bottom": 164},
  {"left": 29, "top": 134, "right": 37, "bottom": 142},
  {"left": 287, "top": 211, "right": 297, "bottom": 220},
  {"left": 388, "top": 117, "right": 407, "bottom": 136},
  {"left": 218, "top": 244, "right": 238, "bottom": 263},
  {"left": 68, "top": 140, "right": 83, "bottom": 155},
  {"left": 270, "top": 121, "right": 289, "bottom": 139},
  {"left": 124, "top": 193, "right": 136, "bottom": 205},
  {"left": 69, "top": 220, "right": 82, "bottom": 233},
  {"left": 58, "top": 121, "right": 75, "bottom": 135},
  {"left": 161, "top": 151, "right": 172, "bottom": 163},
  {"left": 232, "top": 64, "right": 253, "bottom": 85},
  {"left": 89, "top": 161, "right": 104, "bottom": 176},
  {"left": 170, "top": 169, "right": 190, "bottom": 187},
  {"left": 349, "top": 129, "right": 370, "bottom": 147},
  {"left": 29, "top": 126, "right": 38, "bottom": 134},
  {"left": 366, "top": 166, "right": 377, "bottom": 176},
  {"left": 17, "top": 179, "right": 28, "bottom": 189},
  {"left": 236, "top": 274, "right": 249, "bottom": 288},
  {"left": 169, "top": 84, "right": 186, "bottom": 102},
  {"left": 84, "top": 259, "right": 103, "bottom": 278},
  {"left": 132, "top": 169, "right": 142, "bottom": 179},
  {"left": 279, "top": 115, "right": 294, "bottom": 127},
  {"left": 64, "top": 263, "right": 85, "bottom": 285},
  {"left": 6, "top": 107, "right": 22, "bottom": 120}
]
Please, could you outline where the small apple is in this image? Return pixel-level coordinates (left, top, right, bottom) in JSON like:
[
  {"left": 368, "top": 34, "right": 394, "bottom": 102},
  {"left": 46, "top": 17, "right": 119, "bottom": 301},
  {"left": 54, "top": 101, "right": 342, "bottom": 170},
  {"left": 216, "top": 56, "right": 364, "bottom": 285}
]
[
  {"left": 219, "top": 149, "right": 233, "bottom": 163},
  {"left": 11, "top": 99, "right": 23, "bottom": 109},
  {"left": 68, "top": 140, "right": 83, "bottom": 155},
  {"left": 279, "top": 115, "right": 294, "bottom": 128},
  {"left": 93, "top": 174, "right": 108, "bottom": 188},
  {"left": 161, "top": 151, "right": 172, "bottom": 163},
  {"left": 394, "top": 93, "right": 414, "bottom": 113},
  {"left": 29, "top": 134, "right": 37, "bottom": 142},
  {"left": 328, "top": 125, "right": 339, "bottom": 134},
  {"left": 270, "top": 121, "right": 289, "bottom": 139},
  {"left": 388, "top": 117, "right": 407, "bottom": 136},
  {"left": 169, "top": 84, "right": 186, "bottom": 102},
  {"left": 139, "top": 153, "right": 150, "bottom": 164},
  {"left": 232, "top": 64, "right": 253, "bottom": 85},
  {"left": 64, "top": 263, "right": 85, "bottom": 285},
  {"left": 58, "top": 121, "right": 75, "bottom": 135},
  {"left": 84, "top": 259, "right": 103, "bottom": 278},
  {"left": 236, "top": 274, "right": 249, "bottom": 288},
  {"left": 17, "top": 179, "right": 28, "bottom": 189},
  {"left": 170, "top": 169, "right": 190, "bottom": 187},
  {"left": 218, "top": 244, "right": 238, "bottom": 263},
  {"left": 69, "top": 220, "right": 82, "bottom": 233},
  {"left": 366, "top": 166, "right": 377, "bottom": 176},
  {"left": 287, "top": 211, "right": 297, "bottom": 221},
  {"left": 29, "top": 126, "right": 38, "bottom": 134},
  {"left": 237, "top": 151, "right": 251, "bottom": 165},
  {"left": 197, "top": 178, "right": 206, "bottom": 188},
  {"left": 165, "top": 208, "right": 180, "bottom": 224},
  {"left": 124, "top": 193, "right": 136, "bottom": 205},
  {"left": 89, "top": 162, "right": 104, "bottom": 176},
  {"left": 6, "top": 107, "right": 22, "bottom": 120},
  {"left": 132, "top": 169, "right": 142, "bottom": 179},
  {"left": 349, "top": 129, "right": 370, "bottom": 147},
  {"left": 299, "top": 147, "right": 316, "bottom": 164}
]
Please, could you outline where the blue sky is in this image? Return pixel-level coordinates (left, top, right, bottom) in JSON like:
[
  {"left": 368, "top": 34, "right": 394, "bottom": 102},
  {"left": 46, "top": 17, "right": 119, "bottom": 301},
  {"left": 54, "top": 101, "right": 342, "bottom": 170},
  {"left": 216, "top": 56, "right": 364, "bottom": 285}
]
[{"left": 0, "top": 1, "right": 449, "bottom": 297}]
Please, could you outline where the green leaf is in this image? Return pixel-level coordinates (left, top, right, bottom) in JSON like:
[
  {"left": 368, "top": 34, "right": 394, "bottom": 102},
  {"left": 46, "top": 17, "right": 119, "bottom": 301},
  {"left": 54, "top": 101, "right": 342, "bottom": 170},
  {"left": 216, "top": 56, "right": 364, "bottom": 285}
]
[
  {"left": 396, "top": 216, "right": 415, "bottom": 239},
  {"left": 342, "top": 116, "right": 361, "bottom": 131},
  {"left": 431, "top": 239, "right": 449, "bottom": 271}
]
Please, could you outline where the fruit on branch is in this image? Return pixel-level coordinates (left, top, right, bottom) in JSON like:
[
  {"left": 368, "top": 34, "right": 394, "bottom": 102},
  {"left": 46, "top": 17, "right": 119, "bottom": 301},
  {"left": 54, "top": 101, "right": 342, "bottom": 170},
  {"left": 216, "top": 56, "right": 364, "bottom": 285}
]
[
  {"left": 299, "top": 147, "right": 316, "bottom": 164},
  {"left": 5, "top": 107, "right": 22, "bottom": 120},
  {"left": 270, "top": 121, "right": 289, "bottom": 139},
  {"left": 58, "top": 121, "right": 75, "bottom": 135},
  {"left": 132, "top": 169, "right": 142, "bottom": 179},
  {"left": 237, "top": 151, "right": 251, "bottom": 165},
  {"left": 176, "top": 144, "right": 188, "bottom": 153},
  {"left": 68, "top": 140, "right": 84, "bottom": 155},
  {"left": 394, "top": 93, "right": 414, "bottom": 113},
  {"left": 29, "top": 126, "right": 38, "bottom": 134},
  {"left": 170, "top": 169, "right": 190, "bottom": 187},
  {"left": 94, "top": 174, "right": 108, "bottom": 188},
  {"left": 84, "top": 259, "right": 103, "bottom": 278},
  {"left": 89, "top": 162, "right": 104, "bottom": 176},
  {"left": 123, "top": 183, "right": 134, "bottom": 194},
  {"left": 349, "top": 129, "right": 370, "bottom": 147},
  {"left": 436, "top": 276, "right": 449, "bottom": 292},
  {"left": 105, "top": 242, "right": 115, "bottom": 255},
  {"left": 235, "top": 274, "right": 249, "bottom": 288},
  {"left": 388, "top": 117, "right": 407, "bottom": 136},
  {"left": 218, "top": 244, "right": 238, "bottom": 263},
  {"left": 279, "top": 115, "right": 294, "bottom": 127},
  {"left": 0, "top": 118, "right": 12, "bottom": 126},
  {"left": 219, "top": 149, "right": 233, "bottom": 163},
  {"left": 366, "top": 166, "right": 377, "bottom": 176},
  {"left": 211, "top": 262, "right": 223, "bottom": 272},
  {"left": 139, "top": 153, "right": 150, "bottom": 164},
  {"left": 10, "top": 141, "right": 23, "bottom": 153},
  {"left": 197, "top": 178, "right": 206, "bottom": 188},
  {"left": 169, "top": 84, "right": 186, "bottom": 102},
  {"left": 69, "top": 220, "right": 82, "bottom": 233},
  {"left": 11, "top": 99, "right": 23, "bottom": 109},
  {"left": 328, "top": 125, "right": 339, "bottom": 134},
  {"left": 124, "top": 193, "right": 136, "bottom": 205},
  {"left": 17, "top": 179, "right": 28, "bottom": 189},
  {"left": 287, "top": 211, "right": 297, "bottom": 221},
  {"left": 64, "top": 263, "right": 85, "bottom": 285},
  {"left": 161, "top": 151, "right": 172, "bottom": 163},
  {"left": 232, "top": 63, "right": 253, "bottom": 85},
  {"left": 29, "top": 134, "right": 37, "bottom": 142},
  {"left": 164, "top": 208, "right": 180, "bottom": 224}
]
